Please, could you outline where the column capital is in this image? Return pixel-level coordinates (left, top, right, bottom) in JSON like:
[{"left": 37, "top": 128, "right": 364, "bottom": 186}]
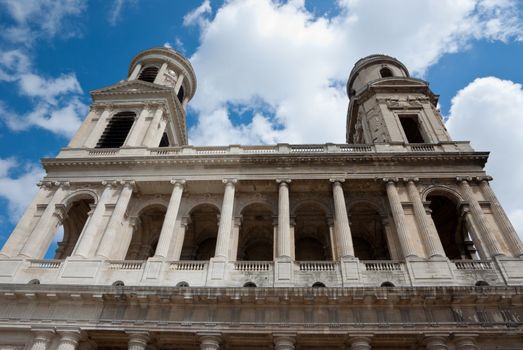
[
  {"left": 476, "top": 175, "right": 493, "bottom": 183},
  {"left": 453, "top": 333, "right": 479, "bottom": 350},
  {"left": 347, "top": 335, "right": 372, "bottom": 350},
  {"left": 456, "top": 176, "right": 473, "bottom": 184},
  {"left": 170, "top": 179, "right": 186, "bottom": 188},
  {"left": 121, "top": 180, "right": 136, "bottom": 189},
  {"left": 403, "top": 177, "right": 419, "bottom": 183},
  {"left": 31, "top": 328, "right": 55, "bottom": 341},
  {"left": 198, "top": 333, "right": 222, "bottom": 350},
  {"left": 276, "top": 178, "right": 292, "bottom": 185},
  {"left": 423, "top": 335, "right": 449, "bottom": 350},
  {"left": 181, "top": 216, "right": 192, "bottom": 227},
  {"left": 101, "top": 180, "right": 117, "bottom": 188},
  {"left": 222, "top": 178, "right": 238, "bottom": 186},
  {"left": 53, "top": 204, "right": 68, "bottom": 224},
  {"left": 56, "top": 181, "right": 71, "bottom": 189},
  {"left": 273, "top": 334, "right": 295, "bottom": 350},
  {"left": 57, "top": 328, "right": 81, "bottom": 346},
  {"left": 382, "top": 177, "right": 399, "bottom": 184},
  {"left": 233, "top": 215, "right": 242, "bottom": 226},
  {"left": 329, "top": 177, "right": 345, "bottom": 184}
]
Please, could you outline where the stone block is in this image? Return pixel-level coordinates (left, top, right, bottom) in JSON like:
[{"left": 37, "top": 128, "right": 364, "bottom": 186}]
[{"left": 60, "top": 259, "right": 102, "bottom": 279}]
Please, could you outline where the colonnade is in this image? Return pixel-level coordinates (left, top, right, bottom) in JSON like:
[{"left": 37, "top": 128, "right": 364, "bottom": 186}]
[
  {"left": 25, "top": 329, "right": 481, "bottom": 350},
  {"left": 2, "top": 176, "right": 522, "bottom": 261}
]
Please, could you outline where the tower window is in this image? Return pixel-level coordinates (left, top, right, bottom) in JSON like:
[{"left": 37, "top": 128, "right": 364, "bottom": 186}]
[
  {"left": 138, "top": 66, "right": 159, "bottom": 83},
  {"left": 177, "top": 85, "right": 185, "bottom": 104},
  {"left": 380, "top": 67, "right": 393, "bottom": 78},
  {"left": 159, "top": 132, "right": 169, "bottom": 147},
  {"left": 398, "top": 115, "right": 425, "bottom": 143},
  {"left": 96, "top": 111, "right": 136, "bottom": 148}
]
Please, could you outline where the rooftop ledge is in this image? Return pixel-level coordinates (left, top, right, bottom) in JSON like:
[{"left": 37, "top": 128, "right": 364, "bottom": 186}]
[{"left": 56, "top": 142, "right": 475, "bottom": 159}]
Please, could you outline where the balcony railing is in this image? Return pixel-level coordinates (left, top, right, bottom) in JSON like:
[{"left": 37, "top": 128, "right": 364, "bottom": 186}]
[
  {"left": 233, "top": 261, "right": 272, "bottom": 271},
  {"left": 108, "top": 260, "right": 144, "bottom": 270},
  {"left": 298, "top": 261, "right": 337, "bottom": 271},
  {"left": 453, "top": 260, "right": 493, "bottom": 270},
  {"left": 362, "top": 261, "right": 404, "bottom": 271},
  {"left": 170, "top": 261, "right": 207, "bottom": 271},
  {"left": 28, "top": 259, "right": 63, "bottom": 269}
]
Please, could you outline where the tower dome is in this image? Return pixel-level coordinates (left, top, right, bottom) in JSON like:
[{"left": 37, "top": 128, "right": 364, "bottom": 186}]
[{"left": 346, "top": 54, "right": 409, "bottom": 98}]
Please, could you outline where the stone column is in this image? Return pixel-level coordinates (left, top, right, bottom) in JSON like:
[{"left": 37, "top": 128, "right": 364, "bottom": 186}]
[
  {"left": 479, "top": 177, "right": 523, "bottom": 257},
  {"left": 170, "top": 217, "right": 189, "bottom": 261},
  {"left": 30, "top": 330, "right": 55, "bottom": 350},
  {"left": 274, "top": 335, "right": 295, "bottom": 350},
  {"left": 127, "top": 332, "right": 149, "bottom": 350},
  {"left": 56, "top": 330, "right": 81, "bottom": 350},
  {"left": 19, "top": 183, "right": 69, "bottom": 258},
  {"left": 382, "top": 217, "right": 402, "bottom": 261},
  {"left": 458, "top": 178, "right": 503, "bottom": 257},
  {"left": 214, "top": 179, "right": 237, "bottom": 259},
  {"left": 273, "top": 218, "right": 278, "bottom": 260},
  {"left": 424, "top": 335, "right": 448, "bottom": 350},
  {"left": 142, "top": 106, "right": 165, "bottom": 147},
  {"left": 348, "top": 336, "right": 372, "bottom": 350},
  {"left": 384, "top": 178, "right": 417, "bottom": 258},
  {"left": 199, "top": 334, "right": 221, "bottom": 350},
  {"left": 125, "top": 106, "right": 150, "bottom": 147},
  {"left": 154, "top": 180, "right": 185, "bottom": 258},
  {"left": 129, "top": 63, "right": 142, "bottom": 80},
  {"left": 328, "top": 218, "right": 337, "bottom": 260},
  {"left": 95, "top": 181, "right": 135, "bottom": 259},
  {"left": 277, "top": 179, "right": 292, "bottom": 258},
  {"left": 83, "top": 106, "right": 112, "bottom": 148},
  {"left": 154, "top": 63, "right": 168, "bottom": 84},
  {"left": 72, "top": 181, "right": 115, "bottom": 258},
  {"left": 0, "top": 182, "right": 53, "bottom": 258},
  {"left": 68, "top": 106, "right": 101, "bottom": 148},
  {"left": 331, "top": 179, "right": 355, "bottom": 258},
  {"left": 406, "top": 179, "right": 446, "bottom": 258},
  {"left": 462, "top": 208, "right": 488, "bottom": 260},
  {"left": 454, "top": 335, "right": 479, "bottom": 350},
  {"left": 229, "top": 216, "right": 241, "bottom": 261}
]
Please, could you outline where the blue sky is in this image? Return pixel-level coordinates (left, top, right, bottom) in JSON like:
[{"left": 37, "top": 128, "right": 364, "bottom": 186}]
[{"left": 1, "top": 0, "right": 523, "bottom": 257}]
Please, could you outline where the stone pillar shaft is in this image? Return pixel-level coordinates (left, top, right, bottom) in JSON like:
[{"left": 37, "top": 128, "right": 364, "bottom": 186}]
[
  {"left": 30, "top": 331, "right": 54, "bottom": 350},
  {"left": 154, "top": 62, "right": 168, "bottom": 84},
  {"left": 19, "top": 185, "right": 68, "bottom": 258},
  {"left": 479, "top": 179, "right": 523, "bottom": 256},
  {"left": 385, "top": 180, "right": 417, "bottom": 258},
  {"left": 68, "top": 108, "right": 99, "bottom": 147},
  {"left": 129, "top": 63, "right": 142, "bottom": 80},
  {"left": 459, "top": 179, "right": 503, "bottom": 257},
  {"left": 142, "top": 106, "right": 164, "bottom": 147},
  {"left": 214, "top": 180, "right": 236, "bottom": 259},
  {"left": 154, "top": 180, "right": 185, "bottom": 258},
  {"left": 96, "top": 182, "right": 134, "bottom": 259},
  {"left": 406, "top": 180, "right": 445, "bottom": 258},
  {"left": 277, "top": 180, "right": 291, "bottom": 258},
  {"left": 83, "top": 107, "right": 111, "bottom": 148},
  {"left": 125, "top": 107, "right": 150, "bottom": 147},
  {"left": 73, "top": 182, "right": 114, "bottom": 258},
  {"left": 331, "top": 180, "right": 355, "bottom": 258},
  {"left": 1, "top": 184, "right": 52, "bottom": 258},
  {"left": 463, "top": 210, "right": 488, "bottom": 260},
  {"left": 229, "top": 217, "right": 241, "bottom": 260},
  {"left": 170, "top": 218, "right": 188, "bottom": 260}
]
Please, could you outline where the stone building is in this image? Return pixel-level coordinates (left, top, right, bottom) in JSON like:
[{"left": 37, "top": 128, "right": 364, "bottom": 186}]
[{"left": 0, "top": 48, "right": 522, "bottom": 349}]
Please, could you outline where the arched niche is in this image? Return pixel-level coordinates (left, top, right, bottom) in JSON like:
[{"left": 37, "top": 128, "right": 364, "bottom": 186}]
[
  {"left": 238, "top": 203, "right": 274, "bottom": 261},
  {"left": 180, "top": 203, "right": 220, "bottom": 260},
  {"left": 349, "top": 202, "right": 390, "bottom": 260},
  {"left": 294, "top": 202, "right": 332, "bottom": 261},
  {"left": 125, "top": 205, "right": 167, "bottom": 260}
]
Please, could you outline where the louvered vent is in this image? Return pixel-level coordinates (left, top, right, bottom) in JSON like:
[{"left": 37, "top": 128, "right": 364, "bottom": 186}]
[
  {"left": 96, "top": 111, "right": 136, "bottom": 148},
  {"left": 138, "top": 66, "right": 159, "bottom": 83}
]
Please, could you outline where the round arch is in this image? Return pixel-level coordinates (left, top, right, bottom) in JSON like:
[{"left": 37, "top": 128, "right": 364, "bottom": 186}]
[
  {"left": 421, "top": 185, "right": 464, "bottom": 204},
  {"left": 62, "top": 189, "right": 98, "bottom": 209},
  {"left": 291, "top": 199, "right": 331, "bottom": 217}
]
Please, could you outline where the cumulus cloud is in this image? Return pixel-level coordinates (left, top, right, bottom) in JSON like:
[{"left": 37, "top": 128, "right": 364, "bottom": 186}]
[
  {"left": 108, "top": 0, "right": 137, "bottom": 26},
  {"left": 0, "top": 0, "right": 86, "bottom": 44},
  {"left": 0, "top": 50, "right": 87, "bottom": 137},
  {"left": 446, "top": 77, "right": 523, "bottom": 236},
  {"left": 185, "top": 0, "right": 523, "bottom": 145},
  {"left": 0, "top": 158, "right": 45, "bottom": 223}
]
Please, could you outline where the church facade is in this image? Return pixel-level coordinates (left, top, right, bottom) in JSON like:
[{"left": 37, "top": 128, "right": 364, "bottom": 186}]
[{"left": 0, "top": 48, "right": 522, "bottom": 349}]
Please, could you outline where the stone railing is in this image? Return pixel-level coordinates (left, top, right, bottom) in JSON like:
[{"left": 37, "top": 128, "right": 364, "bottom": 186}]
[
  {"left": 233, "top": 261, "right": 272, "bottom": 271},
  {"left": 363, "top": 261, "right": 404, "bottom": 271},
  {"left": 57, "top": 141, "right": 475, "bottom": 159},
  {"left": 298, "top": 261, "right": 337, "bottom": 271},
  {"left": 170, "top": 261, "right": 207, "bottom": 271},
  {"left": 28, "top": 259, "right": 63, "bottom": 269},
  {"left": 453, "top": 260, "right": 493, "bottom": 270},
  {"left": 108, "top": 260, "right": 144, "bottom": 270}
]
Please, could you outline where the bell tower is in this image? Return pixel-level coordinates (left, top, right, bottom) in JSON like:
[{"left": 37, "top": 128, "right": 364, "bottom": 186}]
[
  {"left": 67, "top": 47, "right": 196, "bottom": 149},
  {"left": 346, "top": 54, "right": 452, "bottom": 145}
]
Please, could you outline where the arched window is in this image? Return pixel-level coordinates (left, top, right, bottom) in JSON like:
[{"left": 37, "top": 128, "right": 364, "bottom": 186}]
[
  {"left": 177, "top": 85, "right": 185, "bottom": 104},
  {"left": 238, "top": 203, "right": 274, "bottom": 261},
  {"left": 380, "top": 67, "right": 393, "bottom": 78},
  {"left": 96, "top": 111, "right": 136, "bottom": 148},
  {"left": 181, "top": 204, "right": 220, "bottom": 260},
  {"left": 125, "top": 206, "right": 166, "bottom": 260},
  {"left": 294, "top": 203, "right": 332, "bottom": 261},
  {"left": 349, "top": 203, "right": 390, "bottom": 260},
  {"left": 159, "top": 132, "right": 170, "bottom": 147},
  {"left": 176, "top": 281, "right": 189, "bottom": 287},
  {"left": 380, "top": 281, "right": 395, "bottom": 287},
  {"left": 243, "top": 282, "right": 257, "bottom": 288},
  {"left": 138, "top": 66, "right": 159, "bottom": 83},
  {"left": 312, "top": 282, "right": 326, "bottom": 288}
]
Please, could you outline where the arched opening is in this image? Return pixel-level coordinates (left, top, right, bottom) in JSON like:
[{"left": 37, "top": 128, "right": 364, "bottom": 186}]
[
  {"left": 112, "top": 280, "right": 125, "bottom": 287},
  {"left": 238, "top": 203, "right": 274, "bottom": 261},
  {"left": 427, "top": 193, "right": 477, "bottom": 260},
  {"left": 243, "top": 282, "right": 257, "bottom": 288},
  {"left": 312, "top": 282, "right": 326, "bottom": 288},
  {"left": 380, "top": 67, "right": 393, "bottom": 78},
  {"left": 177, "top": 85, "right": 185, "bottom": 104},
  {"left": 294, "top": 203, "right": 332, "bottom": 261},
  {"left": 380, "top": 281, "right": 395, "bottom": 287},
  {"left": 475, "top": 280, "right": 489, "bottom": 287},
  {"left": 138, "top": 66, "right": 159, "bottom": 83},
  {"left": 181, "top": 204, "right": 220, "bottom": 260},
  {"left": 45, "top": 197, "right": 95, "bottom": 259},
  {"left": 159, "top": 132, "right": 170, "bottom": 147},
  {"left": 96, "top": 111, "right": 136, "bottom": 148},
  {"left": 28, "top": 279, "right": 40, "bottom": 285},
  {"left": 125, "top": 206, "right": 166, "bottom": 260},
  {"left": 349, "top": 203, "right": 390, "bottom": 260},
  {"left": 176, "top": 281, "right": 189, "bottom": 287}
]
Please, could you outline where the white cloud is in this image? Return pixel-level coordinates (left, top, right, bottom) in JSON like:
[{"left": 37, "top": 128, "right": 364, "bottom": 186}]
[
  {"left": 108, "top": 0, "right": 136, "bottom": 26},
  {"left": 185, "top": 0, "right": 523, "bottom": 145},
  {"left": 446, "top": 77, "right": 523, "bottom": 237},
  {"left": 18, "top": 73, "right": 82, "bottom": 105},
  {"left": 0, "top": 158, "right": 44, "bottom": 223},
  {"left": 0, "top": 0, "right": 86, "bottom": 44}
]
